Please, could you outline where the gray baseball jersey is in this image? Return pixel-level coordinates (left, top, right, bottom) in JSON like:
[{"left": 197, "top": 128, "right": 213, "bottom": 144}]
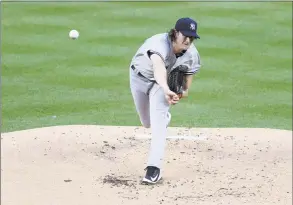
[
  {"left": 130, "top": 33, "right": 201, "bottom": 80},
  {"left": 130, "top": 33, "right": 176, "bottom": 81}
]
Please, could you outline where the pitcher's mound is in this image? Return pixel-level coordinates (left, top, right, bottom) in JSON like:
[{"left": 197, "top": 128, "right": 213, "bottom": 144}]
[{"left": 1, "top": 125, "right": 292, "bottom": 205}]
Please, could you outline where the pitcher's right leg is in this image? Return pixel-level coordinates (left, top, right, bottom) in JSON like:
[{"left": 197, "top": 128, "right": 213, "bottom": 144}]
[
  {"left": 130, "top": 88, "right": 150, "bottom": 128},
  {"left": 129, "top": 68, "right": 151, "bottom": 128}
]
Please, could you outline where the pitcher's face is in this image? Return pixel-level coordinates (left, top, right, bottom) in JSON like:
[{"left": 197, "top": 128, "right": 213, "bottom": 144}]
[{"left": 174, "top": 31, "right": 195, "bottom": 52}]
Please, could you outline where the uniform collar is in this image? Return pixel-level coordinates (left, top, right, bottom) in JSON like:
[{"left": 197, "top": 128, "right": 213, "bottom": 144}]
[{"left": 175, "top": 49, "right": 187, "bottom": 58}]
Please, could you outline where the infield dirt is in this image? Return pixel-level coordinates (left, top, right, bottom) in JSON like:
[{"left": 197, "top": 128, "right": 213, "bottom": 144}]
[{"left": 1, "top": 125, "right": 292, "bottom": 205}]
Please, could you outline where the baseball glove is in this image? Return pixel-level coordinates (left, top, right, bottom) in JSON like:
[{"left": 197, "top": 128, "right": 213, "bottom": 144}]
[{"left": 167, "top": 65, "right": 188, "bottom": 96}]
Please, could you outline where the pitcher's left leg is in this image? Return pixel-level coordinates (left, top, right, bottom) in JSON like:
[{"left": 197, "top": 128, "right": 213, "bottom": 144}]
[{"left": 142, "top": 83, "right": 170, "bottom": 184}]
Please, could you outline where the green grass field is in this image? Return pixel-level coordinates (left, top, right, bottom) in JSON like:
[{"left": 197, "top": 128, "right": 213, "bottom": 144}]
[{"left": 2, "top": 2, "right": 292, "bottom": 132}]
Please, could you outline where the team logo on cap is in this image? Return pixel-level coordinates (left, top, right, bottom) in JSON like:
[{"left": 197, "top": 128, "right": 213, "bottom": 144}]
[{"left": 190, "top": 23, "right": 195, "bottom": 30}]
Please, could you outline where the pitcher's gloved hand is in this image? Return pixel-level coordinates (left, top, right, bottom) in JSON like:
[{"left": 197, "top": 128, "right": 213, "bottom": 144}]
[
  {"left": 178, "top": 89, "right": 189, "bottom": 99},
  {"left": 167, "top": 65, "right": 188, "bottom": 98}
]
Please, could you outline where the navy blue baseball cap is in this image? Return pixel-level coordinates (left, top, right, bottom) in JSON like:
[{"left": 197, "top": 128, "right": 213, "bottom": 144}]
[{"left": 175, "top": 17, "right": 200, "bottom": 39}]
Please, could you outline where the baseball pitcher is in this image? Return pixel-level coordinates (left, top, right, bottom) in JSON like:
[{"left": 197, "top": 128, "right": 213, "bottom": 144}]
[{"left": 129, "top": 17, "right": 201, "bottom": 184}]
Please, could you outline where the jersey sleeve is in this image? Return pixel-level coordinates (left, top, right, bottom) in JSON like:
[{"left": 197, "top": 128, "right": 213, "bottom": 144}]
[
  {"left": 145, "top": 38, "right": 169, "bottom": 63},
  {"left": 171, "top": 44, "right": 201, "bottom": 75},
  {"left": 184, "top": 51, "right": 201, "bottom": 75}
]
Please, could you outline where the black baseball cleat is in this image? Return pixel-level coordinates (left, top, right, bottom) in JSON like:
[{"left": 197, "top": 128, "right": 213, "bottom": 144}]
[{"left": 141, "top": 166, "right": 162, "bottom": 185}]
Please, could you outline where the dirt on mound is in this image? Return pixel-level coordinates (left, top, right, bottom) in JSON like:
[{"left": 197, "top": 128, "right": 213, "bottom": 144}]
[{"left": 1, "top": 125, "right": 292, "bottom": 205}]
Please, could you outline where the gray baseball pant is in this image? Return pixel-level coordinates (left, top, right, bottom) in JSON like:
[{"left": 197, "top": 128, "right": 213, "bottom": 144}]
[{"left": 129, "top": 66, "right": 170, "bottom": 169}]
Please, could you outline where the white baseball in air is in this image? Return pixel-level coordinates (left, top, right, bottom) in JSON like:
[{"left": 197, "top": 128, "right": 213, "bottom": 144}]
[{"left": 69, "top": 29, "right": 79, "bottom": 39}]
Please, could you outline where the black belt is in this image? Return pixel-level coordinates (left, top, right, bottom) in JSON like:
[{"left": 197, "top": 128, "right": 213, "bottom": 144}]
[
  {"left": 131, "top": 65, "right": 156, "bottom": 94},
  {"left": 131, "top": 65, "right": 146, "bottom": 78}
]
